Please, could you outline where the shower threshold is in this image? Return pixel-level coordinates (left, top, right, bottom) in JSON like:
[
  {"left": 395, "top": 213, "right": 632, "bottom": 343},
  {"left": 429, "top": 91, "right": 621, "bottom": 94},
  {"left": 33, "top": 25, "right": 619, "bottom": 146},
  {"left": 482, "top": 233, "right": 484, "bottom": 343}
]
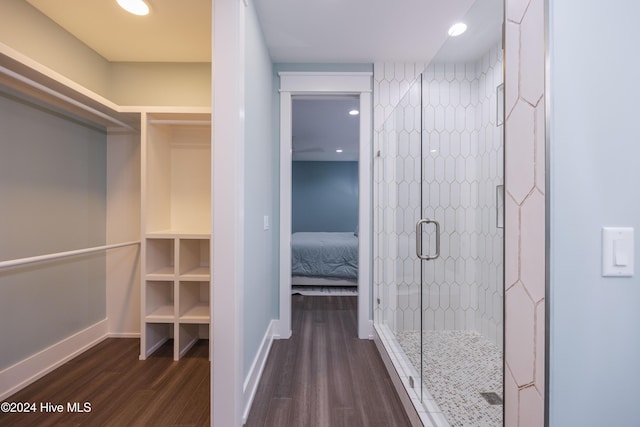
[{"left": 374, "top": 324, "right": 450, "bottom": 427}]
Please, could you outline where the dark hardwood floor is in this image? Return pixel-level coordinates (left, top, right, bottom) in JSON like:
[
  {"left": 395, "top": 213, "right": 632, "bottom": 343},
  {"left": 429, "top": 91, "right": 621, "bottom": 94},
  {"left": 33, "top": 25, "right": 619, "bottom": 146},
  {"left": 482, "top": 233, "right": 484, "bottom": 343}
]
[
  {"left": 0, "top": 338, "right": 210, "bottom": 427},
  {"left": 245, "top": 295, "right": 411, "bottom": 427},
  {"left": 1, "top": 295, "right": 410, "bottom": 426}
]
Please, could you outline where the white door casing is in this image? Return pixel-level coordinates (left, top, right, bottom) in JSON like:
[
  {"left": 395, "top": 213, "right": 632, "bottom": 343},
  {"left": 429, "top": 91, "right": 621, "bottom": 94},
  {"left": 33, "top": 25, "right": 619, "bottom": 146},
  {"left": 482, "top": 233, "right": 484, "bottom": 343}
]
[{"left": 277, "top": 72, "right": 373, "bottom": 340}]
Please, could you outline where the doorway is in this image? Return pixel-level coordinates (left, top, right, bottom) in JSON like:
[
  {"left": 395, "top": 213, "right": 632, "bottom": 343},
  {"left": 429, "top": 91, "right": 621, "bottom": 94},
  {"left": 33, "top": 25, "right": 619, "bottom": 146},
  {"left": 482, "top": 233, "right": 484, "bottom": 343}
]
[
  {"left": 291, "top": 95, "right": 359, "bottom": 298},
  {"left": 277, "top": 72, "right": 372, "bottom": 340}
]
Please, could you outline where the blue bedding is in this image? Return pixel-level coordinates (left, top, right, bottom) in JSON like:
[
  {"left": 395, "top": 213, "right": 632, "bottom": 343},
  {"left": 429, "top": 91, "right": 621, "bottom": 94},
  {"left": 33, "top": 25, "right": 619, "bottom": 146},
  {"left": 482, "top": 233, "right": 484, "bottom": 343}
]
[{"left": 291, "top": 232, "right": 358, "bottom": 279}]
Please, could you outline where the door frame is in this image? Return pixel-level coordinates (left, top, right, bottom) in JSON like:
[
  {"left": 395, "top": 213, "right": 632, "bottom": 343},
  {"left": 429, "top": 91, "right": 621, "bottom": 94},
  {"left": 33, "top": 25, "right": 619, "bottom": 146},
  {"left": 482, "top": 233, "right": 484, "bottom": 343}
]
[{"left": 277, "top": 72, "right": 373, "bottom": 339}]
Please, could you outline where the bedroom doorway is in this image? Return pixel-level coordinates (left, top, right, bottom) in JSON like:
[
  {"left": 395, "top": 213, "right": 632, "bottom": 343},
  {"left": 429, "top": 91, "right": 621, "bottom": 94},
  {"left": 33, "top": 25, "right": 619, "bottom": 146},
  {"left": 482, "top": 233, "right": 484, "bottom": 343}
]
[
  {"left": 290, "top": 95, "right": 360, "bottom": 296},
  {"left": 278, "top": 72, "right": 372, "bottom": 340}
]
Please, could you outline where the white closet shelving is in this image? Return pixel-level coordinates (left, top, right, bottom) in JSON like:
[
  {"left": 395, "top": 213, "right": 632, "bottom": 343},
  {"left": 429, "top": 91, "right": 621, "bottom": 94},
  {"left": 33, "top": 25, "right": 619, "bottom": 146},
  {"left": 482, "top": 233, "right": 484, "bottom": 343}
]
[
  {"left": 0, "top": 44, "right": 212, "bottom": 403},
  {"left": 141, "top": 111, "right": 211, "bottom": 361}
]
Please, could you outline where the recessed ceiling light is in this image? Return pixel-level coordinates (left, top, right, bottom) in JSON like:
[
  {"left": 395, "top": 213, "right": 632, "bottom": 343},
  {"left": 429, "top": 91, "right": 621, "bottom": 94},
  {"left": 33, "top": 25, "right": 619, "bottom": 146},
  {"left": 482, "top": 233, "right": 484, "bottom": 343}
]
[
  {"left": 349, "top": 109, "right": 359, "bottom": 116},
  {"left": 448, "top": 22, "right": 467, "bottom": 37},
  {"left": 336, "top": 149, "right": 343, "bottom": 153},
  {"left": 117, "top": 0, "right": 150, "bottom": 16}
]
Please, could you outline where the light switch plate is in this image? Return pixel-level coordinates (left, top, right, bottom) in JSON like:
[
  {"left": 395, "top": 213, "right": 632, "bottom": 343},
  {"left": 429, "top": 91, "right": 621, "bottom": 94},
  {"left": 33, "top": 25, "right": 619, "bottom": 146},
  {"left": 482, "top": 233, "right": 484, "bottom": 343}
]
[
  {"left": 602, "top": 227, "right": 634, "bottom": 277},
  {"left": 263, "top": 215, "right": 270, "bottom": 231}
]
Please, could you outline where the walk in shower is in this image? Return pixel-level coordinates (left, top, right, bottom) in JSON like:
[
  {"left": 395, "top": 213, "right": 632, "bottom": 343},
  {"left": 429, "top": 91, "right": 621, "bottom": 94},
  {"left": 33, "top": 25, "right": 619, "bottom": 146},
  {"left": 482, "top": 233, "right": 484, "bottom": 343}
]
[{"left": 373, "top": 1, "right": 504, "bottom": 425}]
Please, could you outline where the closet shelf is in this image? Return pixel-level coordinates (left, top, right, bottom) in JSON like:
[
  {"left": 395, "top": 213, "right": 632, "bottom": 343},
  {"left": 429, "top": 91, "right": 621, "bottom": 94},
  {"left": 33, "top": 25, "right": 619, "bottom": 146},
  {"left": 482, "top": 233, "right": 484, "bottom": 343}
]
[
  {"left": 146, "top": 230, "right": 210, "bottom": 239},
  {"left": 179, "top": 303, "right": 210, "bottom": 323},
  {"left": 146, "top": 267, "right": 175, "bottom": 279},
  {"left": 141, "top": 112, "right": 211, "bottom": 361},
  {"left": 179, "top": 267, "right": 210, "bottom": 280},
  {"left": 146, "top": 306, "right": 175, "bottom": 322}
]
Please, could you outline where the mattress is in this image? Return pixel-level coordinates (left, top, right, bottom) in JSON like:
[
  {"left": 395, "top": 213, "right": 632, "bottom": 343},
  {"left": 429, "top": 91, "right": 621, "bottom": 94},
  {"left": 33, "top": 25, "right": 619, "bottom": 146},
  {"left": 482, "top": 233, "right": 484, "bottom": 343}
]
[{"left": 291, "top": 232, "right": 358, "bottom": 280}]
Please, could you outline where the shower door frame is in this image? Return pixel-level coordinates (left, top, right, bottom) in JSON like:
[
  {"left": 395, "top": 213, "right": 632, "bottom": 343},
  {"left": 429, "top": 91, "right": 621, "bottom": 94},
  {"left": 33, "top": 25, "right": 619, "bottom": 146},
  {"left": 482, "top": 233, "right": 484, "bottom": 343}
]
[
  {"left": 372, "top": 74, "right": 445, "bottom": 427},
  {"left": 375, "top": 52, "right": 507, "bottom": 425}
]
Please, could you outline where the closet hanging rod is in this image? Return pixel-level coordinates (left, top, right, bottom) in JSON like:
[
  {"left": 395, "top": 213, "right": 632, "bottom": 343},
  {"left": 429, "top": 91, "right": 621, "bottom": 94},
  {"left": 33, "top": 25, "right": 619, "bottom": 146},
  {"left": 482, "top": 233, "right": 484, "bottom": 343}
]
[
  {"left": 0, "top": 65, "right": 135, "bottom": 131},
  {"left": 0, "top": 241, "right": 140, "bottom": 270},
  {"left": 148, "top": 119, "right": 211, "bottom": 126}
]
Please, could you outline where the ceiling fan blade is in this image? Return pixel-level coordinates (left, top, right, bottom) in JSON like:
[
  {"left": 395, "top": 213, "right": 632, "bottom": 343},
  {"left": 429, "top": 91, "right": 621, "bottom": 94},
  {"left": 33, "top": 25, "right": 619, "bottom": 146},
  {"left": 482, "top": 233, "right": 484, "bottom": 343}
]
[{"left": 293, "top": 147, "right": 324, "bottom": 153}]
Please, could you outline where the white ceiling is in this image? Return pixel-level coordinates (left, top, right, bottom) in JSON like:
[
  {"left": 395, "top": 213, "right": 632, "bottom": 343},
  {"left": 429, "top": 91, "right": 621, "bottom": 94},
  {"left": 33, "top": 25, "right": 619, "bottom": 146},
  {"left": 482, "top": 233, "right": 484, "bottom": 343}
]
[
  {"left": 292, "top": 96, "right": 360, "bottom": 161},
  {"left": 431, "top": 0, "right": 503, "bottom": 64},
  {"left": 25, "top": 0, "right": 211, "bottom": 62},
  {"left": 23, "top": 0, "right": 501, "bottom": 65},
  {"left": 253, "top": 0, "right": 477, "bottom": 63},
  {"left": 22, "top": 0, "right": 502, "bottom": 161},
  {"left": 283, "top": 0, "right": 503, "bottom": 162}
]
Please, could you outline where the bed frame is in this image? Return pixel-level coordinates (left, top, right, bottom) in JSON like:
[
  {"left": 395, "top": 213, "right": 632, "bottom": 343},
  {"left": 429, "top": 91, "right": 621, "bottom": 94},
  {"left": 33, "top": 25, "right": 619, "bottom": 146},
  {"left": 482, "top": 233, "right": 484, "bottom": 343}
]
[{"left": 291, "top": 275, "right": 357, "bottom": 287}]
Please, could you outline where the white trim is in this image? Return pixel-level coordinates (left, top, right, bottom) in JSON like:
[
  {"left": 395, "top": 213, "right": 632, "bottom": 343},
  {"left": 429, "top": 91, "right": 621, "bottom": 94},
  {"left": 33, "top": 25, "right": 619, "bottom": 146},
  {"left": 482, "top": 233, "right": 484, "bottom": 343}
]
[
  {"left": 242, "top": 320, "right": 276, "bottom": 424},
  {"left": 364, "top": 320, "right": 375, "bottom": 339},
  {"left": 0, "top": 65, "right": 134, "bottom": 130},
  {"left": 0, "top": 319, "right": 108, "bottom": 401},
  {"left": 357, "top": 92, "right": 373, "bottom": 339},
  {"left": 119, "top": 106, "right": 211, "bottom": 114},
  {"left": 107, "top": 332, "right": 141, "bottom": 338},
  {"left": 212, "top": 0, "right": 245, "bottom": 425},
  {"left": 373, "top": 328, "right": 425, "bottom": 427},
  {"left": 278, "top": 72, "right": 373, "bottom": 340},
  {"left": 0, "top": 42, "right": 211, "bottom": 117},
  {"left": 147, "top": 119, "right": 211, "bottom": 126},
  {"left": 0, "top": 42, "right": 121, "bottom": 112},
  {"left": 277, "top": 90, "right": 293, "bottom": 340},
  {"left": 279, "top": 72, "right": 373, "bottom": 93}
]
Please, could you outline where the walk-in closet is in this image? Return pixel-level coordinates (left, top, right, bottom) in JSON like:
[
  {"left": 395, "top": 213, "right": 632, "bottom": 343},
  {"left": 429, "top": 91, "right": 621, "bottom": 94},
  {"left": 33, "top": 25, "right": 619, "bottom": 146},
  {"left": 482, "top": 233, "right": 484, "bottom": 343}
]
[{"left": 0, "top": 2, "right": 212, "bottom": 422}]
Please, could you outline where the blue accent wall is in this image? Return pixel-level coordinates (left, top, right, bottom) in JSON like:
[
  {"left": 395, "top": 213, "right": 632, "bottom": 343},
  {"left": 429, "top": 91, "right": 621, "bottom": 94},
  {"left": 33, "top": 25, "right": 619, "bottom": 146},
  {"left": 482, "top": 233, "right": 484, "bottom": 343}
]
[{"left": 292, "top": 161, "right": 358, "bottom": 233}]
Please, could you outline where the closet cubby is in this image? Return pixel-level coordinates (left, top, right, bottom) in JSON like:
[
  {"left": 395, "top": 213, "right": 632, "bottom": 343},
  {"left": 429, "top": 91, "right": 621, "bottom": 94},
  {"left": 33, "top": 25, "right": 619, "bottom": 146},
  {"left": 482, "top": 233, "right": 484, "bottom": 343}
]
[
  {"left": 141, "top": 112, "right": 212, "bottom": 361},
  {"left": 178, "top": 323, "right": 208, "bottom": 358},
  {"left": 179, "top": 238, "right": 210, "bottom": 278},
  {"left": 179, "top": 281, "right": 210, "bottom": 322},
  {"left": 145, "top": 281, "right": 175, "bottom": 321},
  {"left": 144, "top": 323, "right": 174, "bottom": 358},
  {"left": 145, "top": 238, "right": 175, "bottom": 278}
]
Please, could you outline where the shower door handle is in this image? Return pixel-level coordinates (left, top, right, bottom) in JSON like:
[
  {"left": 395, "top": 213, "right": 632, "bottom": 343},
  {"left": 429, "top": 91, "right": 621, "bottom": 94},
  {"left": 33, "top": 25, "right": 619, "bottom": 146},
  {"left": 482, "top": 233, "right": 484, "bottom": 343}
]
[{"left": 416, "top": 218, "right": 440, "bottom": 261}]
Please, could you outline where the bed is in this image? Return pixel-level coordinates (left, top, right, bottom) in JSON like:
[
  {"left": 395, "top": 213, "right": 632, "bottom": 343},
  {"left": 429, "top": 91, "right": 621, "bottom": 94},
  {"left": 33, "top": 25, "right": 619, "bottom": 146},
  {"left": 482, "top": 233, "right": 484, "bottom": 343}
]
[{"left": 291, "top": 231, "right": 358, "bottom": 286}]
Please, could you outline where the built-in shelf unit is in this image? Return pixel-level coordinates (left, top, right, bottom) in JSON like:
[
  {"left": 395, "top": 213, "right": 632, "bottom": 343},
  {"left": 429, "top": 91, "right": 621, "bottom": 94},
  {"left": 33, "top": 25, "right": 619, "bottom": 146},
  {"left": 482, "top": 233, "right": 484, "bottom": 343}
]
[{"left": 141, "top": 112, "right": 211, "bottom": 361}]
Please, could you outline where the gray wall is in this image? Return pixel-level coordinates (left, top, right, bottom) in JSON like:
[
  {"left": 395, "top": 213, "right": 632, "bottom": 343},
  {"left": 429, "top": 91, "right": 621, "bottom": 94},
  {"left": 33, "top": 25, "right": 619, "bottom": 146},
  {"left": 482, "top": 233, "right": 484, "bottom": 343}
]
[
  {"left": 243, "top": 1, "right": 277, "bottom": 378},
  {"left": 292, "top": 161, "right": 358, "bottom": 233},
  {"left": 548, "top": 1, "right": 640, "bottom": 425},
  {"left": 0, "top": 89, "right": 107, "bottom": 370},
  {"left": 221, "top": 40, "right": 373, "bottom": 378}
]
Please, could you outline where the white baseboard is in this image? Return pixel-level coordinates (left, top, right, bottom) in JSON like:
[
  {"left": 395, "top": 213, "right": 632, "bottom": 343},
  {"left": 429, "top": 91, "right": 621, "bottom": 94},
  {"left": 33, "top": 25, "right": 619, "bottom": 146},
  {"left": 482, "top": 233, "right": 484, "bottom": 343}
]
[
  {"left": 242, "top": 320, "right": 276, "bottom": 424},
  {"left": 272, "top": 318, "right": 291, "bottom": 340},
  {"left": 357, "top": 319, "right": 375, "bottom": 340},
  {"left": 0, "top": 319, "right": 109, "bottom": 401},
  {"left": 108, "top": 332, "right": 140, "bottom": 338}
]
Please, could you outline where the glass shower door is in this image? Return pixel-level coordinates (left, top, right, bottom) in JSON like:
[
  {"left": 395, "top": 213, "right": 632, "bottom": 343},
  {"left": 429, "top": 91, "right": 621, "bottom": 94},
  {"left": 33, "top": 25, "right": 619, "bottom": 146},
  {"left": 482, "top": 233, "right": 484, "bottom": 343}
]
[
  {"left": 376, "top": 58, "right": 504, "bottom": 427},
  {"left": 375, "top": 75, "right": 425, "bottom": 401},
  {"left": 375, "top": 2, "right": 505, "bottom": 425},
  {"left": 419, "top": 54, "right": 504, "bottom": 426}
]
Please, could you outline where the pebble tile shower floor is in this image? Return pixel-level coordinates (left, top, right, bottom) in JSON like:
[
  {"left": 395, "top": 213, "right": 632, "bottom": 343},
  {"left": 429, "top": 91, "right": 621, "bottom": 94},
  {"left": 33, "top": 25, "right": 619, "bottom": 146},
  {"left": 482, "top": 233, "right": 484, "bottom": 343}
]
[{"left": 396, "top": 330, "right": 503, "bottom": 427}]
